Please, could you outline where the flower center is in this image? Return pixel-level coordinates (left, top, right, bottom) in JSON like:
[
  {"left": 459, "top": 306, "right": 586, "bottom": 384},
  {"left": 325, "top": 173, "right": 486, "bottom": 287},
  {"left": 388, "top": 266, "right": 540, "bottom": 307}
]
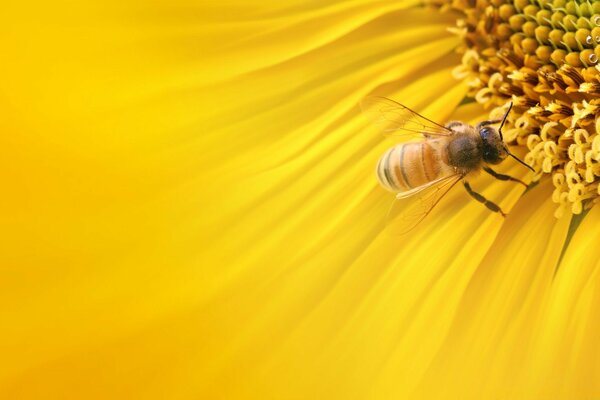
[{"left": 429, "top": 0, "right": 600, "bottom": 217}]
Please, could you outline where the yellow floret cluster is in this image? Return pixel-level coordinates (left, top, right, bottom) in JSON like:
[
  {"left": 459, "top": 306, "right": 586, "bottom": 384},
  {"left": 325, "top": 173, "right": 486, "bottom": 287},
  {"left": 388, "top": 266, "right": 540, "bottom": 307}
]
[{"left": 430, "top": 0, "right": 600, "bottom": 217}]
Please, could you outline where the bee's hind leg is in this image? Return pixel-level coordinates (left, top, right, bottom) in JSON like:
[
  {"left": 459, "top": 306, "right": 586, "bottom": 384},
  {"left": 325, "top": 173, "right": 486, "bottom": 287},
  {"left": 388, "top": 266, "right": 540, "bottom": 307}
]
[
  {"left": 463, "top": 180, "right": 507, "bottom": 217},
  {"left": 483, "top": 166, "right": 527, "bottom": 188}
]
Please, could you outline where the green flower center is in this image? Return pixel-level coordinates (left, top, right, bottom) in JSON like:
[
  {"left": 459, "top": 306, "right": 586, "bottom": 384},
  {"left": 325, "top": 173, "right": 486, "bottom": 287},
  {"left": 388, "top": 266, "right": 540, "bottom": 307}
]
[{"left": 430, "top": 0, "right": 600, "bottom": 217}]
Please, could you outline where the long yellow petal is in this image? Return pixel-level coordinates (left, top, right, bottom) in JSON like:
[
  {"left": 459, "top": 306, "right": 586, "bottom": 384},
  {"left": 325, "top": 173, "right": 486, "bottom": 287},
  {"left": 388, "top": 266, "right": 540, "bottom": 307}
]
[
  {"left": 523, "top": 204, "right": 600, "bottom": 399},
  {"left": 0, "top": 2, "right": 465, "bottom": 399},
  {"left": 403, "top": 179, "right": 572, "bottom": 399}
]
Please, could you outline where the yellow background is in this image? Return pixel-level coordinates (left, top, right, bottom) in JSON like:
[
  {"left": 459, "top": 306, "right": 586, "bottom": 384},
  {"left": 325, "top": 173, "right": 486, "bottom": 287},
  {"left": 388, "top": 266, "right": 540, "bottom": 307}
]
[{"left": 1, "top": 1, "right": 599, "bottom": 399}]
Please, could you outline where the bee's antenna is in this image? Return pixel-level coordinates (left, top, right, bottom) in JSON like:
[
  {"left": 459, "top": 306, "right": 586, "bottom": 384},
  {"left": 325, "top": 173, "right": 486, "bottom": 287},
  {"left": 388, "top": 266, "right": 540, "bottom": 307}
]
[
  {"left": 498, "top": 101, "right": 533, "bottom": 171},
  {"left": 508, "top": 152, "right": 535, "bottom": 172},
  {"left": 498, "top": 101, "right": 513, "bottom": 141}
]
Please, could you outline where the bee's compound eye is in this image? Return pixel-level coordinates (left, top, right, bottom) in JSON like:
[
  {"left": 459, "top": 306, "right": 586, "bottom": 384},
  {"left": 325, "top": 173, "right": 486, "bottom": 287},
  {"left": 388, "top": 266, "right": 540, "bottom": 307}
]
[{"left": 480, "top": 126, "right": 493, "bottom": 139}]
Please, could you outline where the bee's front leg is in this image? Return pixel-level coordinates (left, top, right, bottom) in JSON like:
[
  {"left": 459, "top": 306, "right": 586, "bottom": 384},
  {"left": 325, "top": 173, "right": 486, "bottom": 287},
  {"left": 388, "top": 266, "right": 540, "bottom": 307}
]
[
  {"left": 475, "top": 119, "right": 502, "bottom": 130},
  {"left": 483, "top": 166, "right": 527, "bottom": 188}
]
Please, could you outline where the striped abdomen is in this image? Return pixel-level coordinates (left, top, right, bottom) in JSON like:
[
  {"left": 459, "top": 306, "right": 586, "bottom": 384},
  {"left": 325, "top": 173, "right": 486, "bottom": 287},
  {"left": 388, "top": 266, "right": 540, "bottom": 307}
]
[{"left": 376, "top": 142, "right": 441, "bottom": 192}]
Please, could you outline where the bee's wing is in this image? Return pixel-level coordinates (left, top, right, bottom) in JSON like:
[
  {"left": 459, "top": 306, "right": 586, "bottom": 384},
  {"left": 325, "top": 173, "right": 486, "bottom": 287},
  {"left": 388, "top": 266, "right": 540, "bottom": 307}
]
[
  {"left": 361, "top": 96, "right": 454, "bottom": 138},
  {"left": 386, "top": 173, "right": 463, "bottom": 235}
]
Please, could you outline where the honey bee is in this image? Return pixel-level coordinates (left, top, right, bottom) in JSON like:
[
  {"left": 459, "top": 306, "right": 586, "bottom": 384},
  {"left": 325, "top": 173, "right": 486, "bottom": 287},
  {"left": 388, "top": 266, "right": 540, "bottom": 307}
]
[{"left": 361, "top": 97, "right": 534, "bottom": 234}]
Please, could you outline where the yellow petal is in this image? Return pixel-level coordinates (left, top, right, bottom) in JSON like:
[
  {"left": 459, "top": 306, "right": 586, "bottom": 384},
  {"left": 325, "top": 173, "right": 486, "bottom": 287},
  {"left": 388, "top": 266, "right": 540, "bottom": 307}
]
[
  {"left": 0, "top": 1, "right": 466, "bottom": 399},
  {"left": 403, "top": 179, "right": 573, "bottom": 399},
  {"left": 523, "top": 204, "right": 600, "bottom": 399}
]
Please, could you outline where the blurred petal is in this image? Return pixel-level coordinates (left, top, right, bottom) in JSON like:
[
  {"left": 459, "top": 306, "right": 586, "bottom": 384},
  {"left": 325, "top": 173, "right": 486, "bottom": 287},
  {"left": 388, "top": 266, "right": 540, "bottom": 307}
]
[
  {"left": 4, "top": 0, "right": 595, "bottom": 399},
  {"left": 0, "top": 1, "right": 466, "bottom": 399},
  {"left": 404, "top": 179, "right": 573, "bottom": 399},
  {"left": 524, "top": 205, "right": 600, "bottom": 399}
]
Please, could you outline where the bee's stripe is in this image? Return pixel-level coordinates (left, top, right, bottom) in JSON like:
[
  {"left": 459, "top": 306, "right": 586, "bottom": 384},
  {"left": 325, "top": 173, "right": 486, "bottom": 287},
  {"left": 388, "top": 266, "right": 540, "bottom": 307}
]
[
  {"left": 398, "top": 145, "right": 413, "bottom": 188},
  {"left": 421, "top": 143, "right": 432, "bottom": 181},
  {"left": 376, "top": 148, "right": 393, "bottom": 191},
  {"left": 392, "top": 147, "right": 409, "bottom": 189},
  {"left": 423, "top": 143, "right": 439, "bottom": 181},
  {"left": 376, "top": 143, "right": 440, "bottom": 192},
  {"left": 382, "top": 147, "right": 397, "bottom": 190},
  {"left": 377, "top": 146, "right": 402, "bottom": 191},
  {"left": 376, "top": 154, "right": 390, "bottom": 190}
]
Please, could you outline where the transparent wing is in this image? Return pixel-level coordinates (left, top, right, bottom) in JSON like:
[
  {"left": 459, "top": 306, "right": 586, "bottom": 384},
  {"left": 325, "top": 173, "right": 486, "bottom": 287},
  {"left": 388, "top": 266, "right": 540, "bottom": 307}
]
[
  {"left": 386, "top": 173, "right": 463, "bottom": 235},
  {"left": 361, "top": 96, "right": 453, "bottom": 138}
]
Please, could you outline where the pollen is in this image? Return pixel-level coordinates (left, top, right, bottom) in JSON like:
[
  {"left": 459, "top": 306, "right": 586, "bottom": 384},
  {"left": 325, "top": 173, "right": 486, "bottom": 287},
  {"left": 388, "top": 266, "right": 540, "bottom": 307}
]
[{"left": 428, "top": 0, "right": 600, "bottom": 216}]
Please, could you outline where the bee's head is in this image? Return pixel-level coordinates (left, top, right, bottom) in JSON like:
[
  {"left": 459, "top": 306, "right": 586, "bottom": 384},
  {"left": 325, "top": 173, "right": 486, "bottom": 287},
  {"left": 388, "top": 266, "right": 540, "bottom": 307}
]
[
  {"left": 479, "top": 125, "right": 508, "bottom": 165},
  {"left": 478, "top": 102, "right": 534, "bottom": 171}
]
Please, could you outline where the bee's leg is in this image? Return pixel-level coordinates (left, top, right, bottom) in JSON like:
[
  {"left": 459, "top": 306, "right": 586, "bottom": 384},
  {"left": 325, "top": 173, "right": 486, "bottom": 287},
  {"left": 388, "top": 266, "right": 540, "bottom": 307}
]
[
  {"left": 475, "top": 119, "right": 502, "bottom": 129},
  {"left": 463, "top": 181, "right": 507, "bottom": 217},
  {"left": 483, "top": 166, "right": 527, "bottom": 188}
]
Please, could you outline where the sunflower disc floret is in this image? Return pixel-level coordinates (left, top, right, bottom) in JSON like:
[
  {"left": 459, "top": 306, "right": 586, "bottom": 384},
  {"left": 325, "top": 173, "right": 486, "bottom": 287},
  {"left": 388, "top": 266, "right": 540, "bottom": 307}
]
[{"left": 429, "top": 0, "right": 600, "bottom": 217}]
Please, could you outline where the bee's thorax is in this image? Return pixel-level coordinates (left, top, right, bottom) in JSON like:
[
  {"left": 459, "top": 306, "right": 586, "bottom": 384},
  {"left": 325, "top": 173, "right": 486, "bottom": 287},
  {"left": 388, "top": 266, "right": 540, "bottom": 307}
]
[{"left": 445, "top": 134, "right": 482, "bottom": 171}]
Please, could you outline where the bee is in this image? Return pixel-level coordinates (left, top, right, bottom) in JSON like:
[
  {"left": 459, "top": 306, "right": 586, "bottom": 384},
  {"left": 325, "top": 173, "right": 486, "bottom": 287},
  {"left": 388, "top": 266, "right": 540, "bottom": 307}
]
[{"left": 361, "top": 97, "right": 534, "bottom": 234}]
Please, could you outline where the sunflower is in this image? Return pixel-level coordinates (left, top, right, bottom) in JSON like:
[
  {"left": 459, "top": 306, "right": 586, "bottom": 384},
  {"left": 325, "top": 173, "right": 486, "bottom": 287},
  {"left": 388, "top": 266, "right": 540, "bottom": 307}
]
[{"left": 1, "top": 0, "right": 599, "bottom": 399}]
